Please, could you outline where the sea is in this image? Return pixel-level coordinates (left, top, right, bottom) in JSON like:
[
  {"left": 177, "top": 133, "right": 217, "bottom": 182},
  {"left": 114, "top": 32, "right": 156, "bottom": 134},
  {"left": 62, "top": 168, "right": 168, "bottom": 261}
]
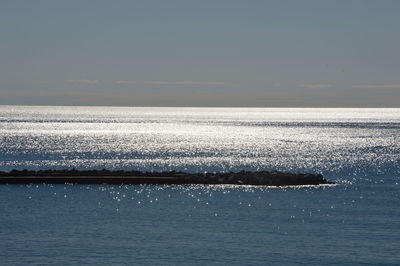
[{"left": 0, "top": 106, "right": 399, "bottom": 265}]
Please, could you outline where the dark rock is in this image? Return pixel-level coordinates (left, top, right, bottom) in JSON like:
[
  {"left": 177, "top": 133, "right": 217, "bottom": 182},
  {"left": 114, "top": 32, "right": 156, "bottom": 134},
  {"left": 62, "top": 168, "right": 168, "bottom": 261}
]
[{"left": 0, "top": 169, "right": 334, "bottom": 186}]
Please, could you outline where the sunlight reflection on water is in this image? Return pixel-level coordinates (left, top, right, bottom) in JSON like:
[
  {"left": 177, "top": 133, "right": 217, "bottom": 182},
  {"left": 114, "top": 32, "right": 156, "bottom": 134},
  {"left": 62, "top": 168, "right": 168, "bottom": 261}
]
[{"left": 1, "top": 106, "right": 399, "bottom": 183}]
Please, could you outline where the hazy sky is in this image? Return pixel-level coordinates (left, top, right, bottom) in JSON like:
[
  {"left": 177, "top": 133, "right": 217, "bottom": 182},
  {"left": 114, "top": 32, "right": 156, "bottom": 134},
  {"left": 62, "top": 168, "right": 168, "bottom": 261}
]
[{"left": 1, "top": 0, "right": 400, "bottom": 107}]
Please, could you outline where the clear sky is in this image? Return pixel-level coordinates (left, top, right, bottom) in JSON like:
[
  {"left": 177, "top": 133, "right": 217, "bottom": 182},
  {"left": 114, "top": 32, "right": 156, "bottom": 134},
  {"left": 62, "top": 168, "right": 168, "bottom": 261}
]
[{"left": 1, "top": 0, "right": 400, "bottom": 107}]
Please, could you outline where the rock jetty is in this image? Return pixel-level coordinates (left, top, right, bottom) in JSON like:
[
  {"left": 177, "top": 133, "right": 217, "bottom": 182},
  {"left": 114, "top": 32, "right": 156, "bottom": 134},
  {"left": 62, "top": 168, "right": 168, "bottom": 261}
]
[{"left": 0, "top": 169, "right": 333, "bottom": 186}]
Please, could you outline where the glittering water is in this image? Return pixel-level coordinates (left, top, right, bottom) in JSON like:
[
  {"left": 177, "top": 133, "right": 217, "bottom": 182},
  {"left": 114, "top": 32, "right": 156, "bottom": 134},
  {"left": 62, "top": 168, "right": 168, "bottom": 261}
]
[
  {"left": 1, "top": 106, "right": 399, "bottom": 180},
  {"left": 0, "top": 106, "right": 399, "bottom": 265}
]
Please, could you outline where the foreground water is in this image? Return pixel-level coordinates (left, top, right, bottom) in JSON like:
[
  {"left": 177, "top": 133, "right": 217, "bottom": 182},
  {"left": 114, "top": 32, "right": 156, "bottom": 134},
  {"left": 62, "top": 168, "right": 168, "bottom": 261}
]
[{"left": 0, "top": 106, "right": 399, "bottom": 265}]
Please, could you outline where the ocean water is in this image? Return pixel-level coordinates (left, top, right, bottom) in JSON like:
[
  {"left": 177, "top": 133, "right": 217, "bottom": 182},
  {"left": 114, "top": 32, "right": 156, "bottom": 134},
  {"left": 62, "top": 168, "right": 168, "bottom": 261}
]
[{"left": 0, "top": 106, "right": 399, "bottom": 265}]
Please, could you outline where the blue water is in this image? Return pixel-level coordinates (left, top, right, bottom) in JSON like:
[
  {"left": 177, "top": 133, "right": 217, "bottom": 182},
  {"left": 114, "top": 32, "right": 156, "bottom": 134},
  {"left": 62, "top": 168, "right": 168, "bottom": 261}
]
[{"left": 0, "top": 106, "right": 399, "bottom": 265}]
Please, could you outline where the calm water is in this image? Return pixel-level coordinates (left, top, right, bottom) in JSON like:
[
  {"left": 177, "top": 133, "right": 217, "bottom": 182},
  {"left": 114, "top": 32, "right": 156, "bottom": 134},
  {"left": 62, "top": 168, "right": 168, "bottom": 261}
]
[{"left": 0, "top": 106, "right": 399, "bottom": 265}]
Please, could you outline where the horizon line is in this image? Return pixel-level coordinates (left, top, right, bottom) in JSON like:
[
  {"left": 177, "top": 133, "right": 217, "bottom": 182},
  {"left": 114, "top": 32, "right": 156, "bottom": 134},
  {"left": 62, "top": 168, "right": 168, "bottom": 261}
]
[{"left": 0, "top": 104, "right": 399, "bottom": 109}]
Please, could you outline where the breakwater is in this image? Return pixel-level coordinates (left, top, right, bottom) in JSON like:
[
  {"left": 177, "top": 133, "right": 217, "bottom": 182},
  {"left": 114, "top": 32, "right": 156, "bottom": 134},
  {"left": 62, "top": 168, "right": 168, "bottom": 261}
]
[{"left": 0, "top": 169, "right": 333, "bottom": 186}]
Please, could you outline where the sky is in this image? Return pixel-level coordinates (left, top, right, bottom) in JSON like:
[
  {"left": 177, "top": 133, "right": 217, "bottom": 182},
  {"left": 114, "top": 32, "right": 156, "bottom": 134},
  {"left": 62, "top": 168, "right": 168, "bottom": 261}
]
[{"left": 1, "top": 0, "right": 400, "bottom": 107}]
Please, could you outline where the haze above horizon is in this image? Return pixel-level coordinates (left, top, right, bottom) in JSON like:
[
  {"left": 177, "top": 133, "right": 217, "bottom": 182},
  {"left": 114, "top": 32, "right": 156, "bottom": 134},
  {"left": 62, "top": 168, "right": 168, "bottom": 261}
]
[{"left": 1, "top": 0, "right": 399, "bottom": 107}]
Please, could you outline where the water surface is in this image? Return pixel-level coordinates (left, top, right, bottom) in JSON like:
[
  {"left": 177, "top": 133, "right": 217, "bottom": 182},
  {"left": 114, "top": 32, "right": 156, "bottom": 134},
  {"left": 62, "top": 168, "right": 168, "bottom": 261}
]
[{"left": 0, "top": 106, "right": 399, "bottom": 265}]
